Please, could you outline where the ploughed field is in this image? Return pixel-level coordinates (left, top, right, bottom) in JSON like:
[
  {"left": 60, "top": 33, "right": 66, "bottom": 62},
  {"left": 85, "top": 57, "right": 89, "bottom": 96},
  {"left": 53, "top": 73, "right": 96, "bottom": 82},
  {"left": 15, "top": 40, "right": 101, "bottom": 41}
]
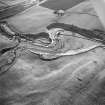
[{"left": 41, "top": 0, "right": 84, "bottom": 10}]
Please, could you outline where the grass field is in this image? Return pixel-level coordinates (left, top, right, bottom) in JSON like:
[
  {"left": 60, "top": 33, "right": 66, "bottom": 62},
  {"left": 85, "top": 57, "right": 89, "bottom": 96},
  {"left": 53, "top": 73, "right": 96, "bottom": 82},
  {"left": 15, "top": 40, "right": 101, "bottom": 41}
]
[{"left": 41, "top": 0, "right": 84, "bottom": 10}]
